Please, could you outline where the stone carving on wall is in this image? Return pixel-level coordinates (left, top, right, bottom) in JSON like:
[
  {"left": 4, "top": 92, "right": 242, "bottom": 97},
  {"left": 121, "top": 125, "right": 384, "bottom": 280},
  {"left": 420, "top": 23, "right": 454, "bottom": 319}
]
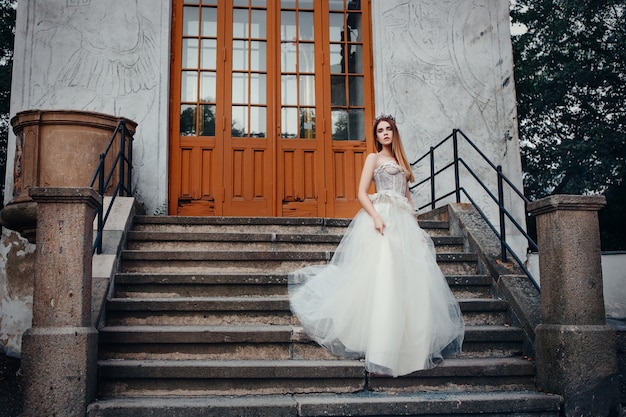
[
  {"left": 30, "top": 0, "right": 158, "bottom": 124},
  {"left": 376, "top": 0, "right": 514, "bottom": 162}
]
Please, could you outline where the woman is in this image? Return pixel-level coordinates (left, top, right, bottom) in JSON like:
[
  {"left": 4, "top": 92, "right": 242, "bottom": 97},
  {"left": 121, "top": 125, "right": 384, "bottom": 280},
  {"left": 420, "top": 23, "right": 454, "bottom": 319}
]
[{"left": 289, "top": 114, "right": 464, "bottom": 377}]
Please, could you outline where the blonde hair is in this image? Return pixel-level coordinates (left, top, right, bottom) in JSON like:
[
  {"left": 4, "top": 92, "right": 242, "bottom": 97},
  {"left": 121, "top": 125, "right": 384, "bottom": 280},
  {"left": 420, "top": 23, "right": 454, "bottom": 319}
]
[{"left": 373, "top": 115, "right": 414, "bottom": 182}]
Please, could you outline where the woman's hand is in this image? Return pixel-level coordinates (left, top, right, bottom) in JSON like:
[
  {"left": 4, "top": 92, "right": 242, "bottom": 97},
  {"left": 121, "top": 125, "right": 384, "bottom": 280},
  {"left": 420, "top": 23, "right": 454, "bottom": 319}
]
[{"left": 373, "top": 215, "right": 386, "bottom": 235}]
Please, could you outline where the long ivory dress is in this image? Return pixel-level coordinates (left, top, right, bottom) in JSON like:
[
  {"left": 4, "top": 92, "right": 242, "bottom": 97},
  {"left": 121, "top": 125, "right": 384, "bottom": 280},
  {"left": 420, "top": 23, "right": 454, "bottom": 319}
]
[{"left": 289, "top": 161, "right": 465, "bottom": 377}]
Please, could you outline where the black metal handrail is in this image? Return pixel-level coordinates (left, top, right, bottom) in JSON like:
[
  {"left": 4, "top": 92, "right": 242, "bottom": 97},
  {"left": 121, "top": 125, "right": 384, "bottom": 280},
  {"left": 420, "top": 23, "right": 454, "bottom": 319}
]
[
  {"left": 89, "top": 119, "right": 134, "bottom": 254},
  {"left": 410, "top": 129, "right": 539, "bottom": 291}
]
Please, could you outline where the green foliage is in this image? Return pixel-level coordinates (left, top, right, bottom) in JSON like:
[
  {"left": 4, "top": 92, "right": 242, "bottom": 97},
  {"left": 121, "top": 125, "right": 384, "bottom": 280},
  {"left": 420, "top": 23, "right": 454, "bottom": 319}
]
[
  {"left": 0, "top": 0, "right": 16, "bottom": 204},
  {"left": 511, "top": 0, "right": 626, "bottom": 250}
]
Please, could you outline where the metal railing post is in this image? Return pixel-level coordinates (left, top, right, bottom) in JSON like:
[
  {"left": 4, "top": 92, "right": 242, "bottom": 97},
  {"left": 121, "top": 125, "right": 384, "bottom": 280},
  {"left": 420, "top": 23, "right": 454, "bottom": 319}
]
[
  {"left": 429, "top": 147, "right": 436, "bottom": 210},
  {"left": 453, "top": 129, "right": 461, "bottom": 203},
  {"left": 497, "top": 165, "right": 507, "bottom": 262}
]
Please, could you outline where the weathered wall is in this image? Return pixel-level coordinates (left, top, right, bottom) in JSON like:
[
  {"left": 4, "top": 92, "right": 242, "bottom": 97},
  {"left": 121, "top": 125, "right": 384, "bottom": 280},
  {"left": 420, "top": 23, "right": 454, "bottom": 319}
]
[
  {"left": 371, "top": 0, "right": 526, "bottom": 256},
  {"left": 1, "top": 0, "right": 172, "bottom": 355}
]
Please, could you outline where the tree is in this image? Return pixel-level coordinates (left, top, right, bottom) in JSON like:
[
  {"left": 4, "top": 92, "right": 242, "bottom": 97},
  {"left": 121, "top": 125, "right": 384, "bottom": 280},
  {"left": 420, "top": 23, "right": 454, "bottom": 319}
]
[
  {"left": 0, "top": 0, "right": 16, "bottom": 205},
  {"left": 511, "top": 0, "right": 626, "bottom": 250}
]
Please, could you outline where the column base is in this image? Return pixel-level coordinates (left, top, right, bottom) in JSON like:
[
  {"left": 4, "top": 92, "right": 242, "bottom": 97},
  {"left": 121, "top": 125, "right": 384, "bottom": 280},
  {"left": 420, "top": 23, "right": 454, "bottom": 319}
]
[
  {"left": 535, "top": 323, "right": 621, "bottom": 416},
  {"left": 21, "top": 326, "right": 98, "bottom": 417}
]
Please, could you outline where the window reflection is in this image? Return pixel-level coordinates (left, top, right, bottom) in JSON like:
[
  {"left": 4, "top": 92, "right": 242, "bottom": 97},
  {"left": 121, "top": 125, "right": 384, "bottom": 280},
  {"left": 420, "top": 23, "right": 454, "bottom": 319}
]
[
  {"left": 199, "top": 105, "right": 216, "bottom": 136},
  {"left": 181, "top": 71, "right": 198, "bottom": 102},
  {"left": 232, "top": 106, "right": 247, "bottom": 137},
  {"left": 332, "top": 109, "right": 364, "bottom": 140},
  {"left": 183, "top": 7, "right": 199, "bottom": 36},
  {"left": 182, "top": 39, "right": 199, "bottom": 68},
  {"left": 201, "top": 7, "right": 217, "bottom": 37}
]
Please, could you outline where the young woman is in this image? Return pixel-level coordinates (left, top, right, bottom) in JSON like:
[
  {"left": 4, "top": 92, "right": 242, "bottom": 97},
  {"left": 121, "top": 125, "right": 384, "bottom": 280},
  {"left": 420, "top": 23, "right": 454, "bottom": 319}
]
[{"left": 289, "top": 114, "right": 464, "bottom": 377}]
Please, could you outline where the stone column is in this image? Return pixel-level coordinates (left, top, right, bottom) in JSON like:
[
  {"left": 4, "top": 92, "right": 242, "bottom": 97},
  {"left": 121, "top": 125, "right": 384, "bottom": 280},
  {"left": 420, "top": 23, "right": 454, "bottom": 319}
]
[
  {"left": 21, "top": 187, "right": 101, "bottom": 417},
  {"left": 528, "top": 194, "right": 621, "bottom": 416}
]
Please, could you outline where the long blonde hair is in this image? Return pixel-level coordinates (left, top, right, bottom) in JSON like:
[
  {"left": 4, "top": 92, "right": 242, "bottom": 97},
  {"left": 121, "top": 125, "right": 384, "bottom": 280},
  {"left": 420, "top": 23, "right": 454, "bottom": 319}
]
[{"left": 373, "top": 115, "right": 414, "bottom": 182}]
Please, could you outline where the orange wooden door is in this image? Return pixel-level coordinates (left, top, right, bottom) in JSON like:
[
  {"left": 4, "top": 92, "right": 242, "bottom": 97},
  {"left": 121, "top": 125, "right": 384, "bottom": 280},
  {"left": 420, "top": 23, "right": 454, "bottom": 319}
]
[{"left": 169, "top": 0, "right": 374, "bottom": 218}]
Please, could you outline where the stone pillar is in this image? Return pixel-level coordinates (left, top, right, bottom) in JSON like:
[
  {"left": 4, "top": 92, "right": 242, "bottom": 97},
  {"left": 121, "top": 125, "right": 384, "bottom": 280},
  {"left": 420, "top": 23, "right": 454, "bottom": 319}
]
[
  {"left": 21, "top": 187, "right": 101, "bottom": 417},
  {"left": 528, "top": 194, "right": 621, "bottom": 416}
]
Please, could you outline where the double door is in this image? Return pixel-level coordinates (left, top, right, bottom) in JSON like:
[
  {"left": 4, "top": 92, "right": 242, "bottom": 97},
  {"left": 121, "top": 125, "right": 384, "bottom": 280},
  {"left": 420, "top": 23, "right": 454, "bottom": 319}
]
[{"left": 169, "top": 0, "right": 374, "bottom": 217}]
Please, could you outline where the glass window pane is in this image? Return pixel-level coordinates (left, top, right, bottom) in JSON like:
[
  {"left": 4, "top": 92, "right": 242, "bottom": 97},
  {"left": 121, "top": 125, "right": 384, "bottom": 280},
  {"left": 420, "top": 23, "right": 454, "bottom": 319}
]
[
  {"left": 348, "top": 45, "right": 363, "bottom": 73},
  {"left": 182, "top": 39, "right": 199, "bottom": 68},
  {"left": 300, "top": 0, "right": 314, "bottom": 9},
  {"left": 331, "top": 109, "right": 348, "bottom": 140},
  {"left": 250, "top": 41, "right": 266, "bottom": 71},
  {"left": 233, "top": 9, "right": 248, "bottom": 38},
  {"left": 329, "top": 0, "right": 344, "bottom": 11},
  {"left": 348, "top": 76, "right": 363, "bottom": 105},
  {"left": 347, "top": 109, "right": 365, "bottom": 140},
  {"left": 200, "top": 39, "right": 216, "bottom": 69},
  {"left": 281, "top": 11, "right": 296, "bottom": 42},
  {"left": 183, "top": 7, "right": 199, "bottom": 36},
  {"left": 329, "top": 44, "right": 343, "bottom": 73},
  {"left": 232, "top": 40, "right": 248, "bottom": 71},
  {"left": 250, "top": 73, "right": 266, "bottom": 104},
  {"left": 299, "top": 75, "right": 315, "bottom": 106},
  {"left": 329, "top": 12, "right": 343, "bottom": 42},
  {"left": 281, "top": 75, "right": 297, "bottom": 105},
  {"left": 251, "top": 0, "right": 266, "bottom": 7},
  {"left": 281, "top": 42, "right": 296, "bottom": 72},
  {"left": 298, "top": 43, "right": 315, "bottom": 72},
  {"left": 201, "top": 7, "right": 217, "bottom": 37},
  {"left": 347, "top": 11, "right": 361, "bottom": 41},
  {"left": 181, "top": 71, "right": 198, "bottom": 102},
  {"left": 200, "top": 72, "right": 216, "bottom": 102},
  {"left": 199, "top": 104, "right": 216, "bottom": 136},
  {"left": 180, "top": 105, "right": 197, "bottom": 136},
  {"left": 233, "top": 0, "right": 249, "bottom": 8},
  {"left": 299, "top": 11, "right": 314, "bottom": 40},
  {"left": 232, "top": 73, "right": 248, "bottom": 103},
  {"left": 250, "top": 9, "right": 266, "bottom": 38},
  {"left": 232, "top": 106, "right": 248, "bottom": 137},
  {"left": 300, "top": 108, "right": 316, "bottom": 138},
  {"left": 201, "top": 0, "right": 216, "bottom": 4},
  {"left": 281, "top": 107, "right": 298, "bottom": 138},
  {"left": 186, "top": 0, "right": 199, "bottom": 4},
  {"left": 331, "top": 75, "right": 346, "bottom": 106},
  {"left": 250, "top": 107, "right": 266, "bottom": 137}
]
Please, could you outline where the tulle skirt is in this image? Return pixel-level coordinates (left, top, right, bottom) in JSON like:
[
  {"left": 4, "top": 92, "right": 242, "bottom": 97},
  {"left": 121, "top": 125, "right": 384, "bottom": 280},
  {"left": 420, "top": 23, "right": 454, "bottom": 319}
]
[{"left": 288, "top": 191, "right": 465, "bottom": 377}]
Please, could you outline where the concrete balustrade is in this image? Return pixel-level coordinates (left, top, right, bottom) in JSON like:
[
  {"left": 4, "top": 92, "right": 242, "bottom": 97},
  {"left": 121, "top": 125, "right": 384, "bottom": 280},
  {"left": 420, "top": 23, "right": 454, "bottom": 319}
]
[
  {"left": 20, "top": 187, "right": 101, "bottom": 417},
  {"left": 528, "top": 194, "right": 621, "bottom": 416}
]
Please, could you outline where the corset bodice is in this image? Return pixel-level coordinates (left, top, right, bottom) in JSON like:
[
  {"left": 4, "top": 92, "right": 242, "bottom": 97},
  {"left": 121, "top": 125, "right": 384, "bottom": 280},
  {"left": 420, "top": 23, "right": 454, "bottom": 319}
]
[{"left": 373, "top": 161, "right": 407, "bottom": 196}]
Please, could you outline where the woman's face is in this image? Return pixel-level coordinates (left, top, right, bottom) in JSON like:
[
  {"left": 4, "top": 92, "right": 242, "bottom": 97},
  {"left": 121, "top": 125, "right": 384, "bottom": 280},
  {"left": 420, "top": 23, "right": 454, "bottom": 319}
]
[{"left": 375, "top": 120, "right": 394, "bottom": 147}]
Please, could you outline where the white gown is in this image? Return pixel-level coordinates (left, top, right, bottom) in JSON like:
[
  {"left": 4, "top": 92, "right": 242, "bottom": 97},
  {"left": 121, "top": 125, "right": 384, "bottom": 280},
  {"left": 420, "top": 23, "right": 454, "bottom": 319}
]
[{"left": 289, "top": 161, "right": 465, "bottom": 377}]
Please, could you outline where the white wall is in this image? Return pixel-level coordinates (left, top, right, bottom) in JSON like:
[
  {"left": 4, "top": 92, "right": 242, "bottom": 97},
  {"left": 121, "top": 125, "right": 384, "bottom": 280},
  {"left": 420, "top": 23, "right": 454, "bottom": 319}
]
[
  {"left": 371, "top": 0, "right": 527, "bottom": 257},
  {"left": 527, "top": 252, "right": 626, "bottom": 320}
]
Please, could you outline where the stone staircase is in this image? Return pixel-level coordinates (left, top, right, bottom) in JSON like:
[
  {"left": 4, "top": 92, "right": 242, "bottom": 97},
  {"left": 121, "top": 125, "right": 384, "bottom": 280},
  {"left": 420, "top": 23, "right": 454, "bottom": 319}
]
[{"left": 86, "top": 216, "right": 563, "bottom": 416}]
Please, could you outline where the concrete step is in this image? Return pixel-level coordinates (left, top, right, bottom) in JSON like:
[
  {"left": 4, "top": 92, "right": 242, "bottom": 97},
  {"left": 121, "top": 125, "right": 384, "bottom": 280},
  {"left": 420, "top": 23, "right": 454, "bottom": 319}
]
[
  {"left": 131, "top": 215, "right": 452, "bottom": 237},
  {"left": 112, "top": 273, "right": 493, "bottom": 299},
  {"left": 125, "top": 231, "right": 465, "bottom": 253},
  {"left": 119, "top": 251, "right": 479, "bottom": 275},
  {"left": 95, "top": 357, "right": 538, "bottom": 398},
  {"left": 86, "top": 391, "right": 563, "bottom": 417},
  {"left": 105, "top": 297, "right": 508, "bottom": 327},
  {"left": 97, "top": 325, "right": 524, "bottom": 361}
]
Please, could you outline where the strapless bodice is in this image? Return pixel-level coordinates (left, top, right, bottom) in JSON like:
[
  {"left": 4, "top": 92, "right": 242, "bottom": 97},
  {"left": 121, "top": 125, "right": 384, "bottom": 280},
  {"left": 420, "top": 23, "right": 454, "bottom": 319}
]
[{"left": 373, "top": 161, "right": 407, "bottom": 196}]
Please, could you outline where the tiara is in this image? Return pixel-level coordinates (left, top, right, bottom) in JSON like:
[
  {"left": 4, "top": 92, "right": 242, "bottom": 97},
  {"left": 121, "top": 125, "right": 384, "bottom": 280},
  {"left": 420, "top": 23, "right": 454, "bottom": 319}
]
[{"left": 374, "top": 114, "right": 395, "bottom": 125}]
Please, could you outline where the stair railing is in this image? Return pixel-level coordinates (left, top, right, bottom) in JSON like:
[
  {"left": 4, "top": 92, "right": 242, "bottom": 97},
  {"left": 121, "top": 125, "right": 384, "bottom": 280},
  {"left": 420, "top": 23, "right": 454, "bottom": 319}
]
[
  {"left": 89, "top": 119, "right": 134, "bottom": 254},
  {"left": 411, "top": 129, "right": 539, "bottom": 291}
]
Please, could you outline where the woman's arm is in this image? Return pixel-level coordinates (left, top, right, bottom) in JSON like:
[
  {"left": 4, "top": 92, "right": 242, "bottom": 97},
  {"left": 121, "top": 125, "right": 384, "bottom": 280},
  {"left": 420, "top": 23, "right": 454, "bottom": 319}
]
[{"left": 357, "top": 153, "right": 385, "bottom": 235}]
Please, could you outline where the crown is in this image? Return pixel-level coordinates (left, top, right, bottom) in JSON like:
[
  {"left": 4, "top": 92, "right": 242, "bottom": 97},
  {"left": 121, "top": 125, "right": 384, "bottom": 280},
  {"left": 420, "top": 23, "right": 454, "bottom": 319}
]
[{"left": 374, "top": 114, "right": 395, "bottom": 125}]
